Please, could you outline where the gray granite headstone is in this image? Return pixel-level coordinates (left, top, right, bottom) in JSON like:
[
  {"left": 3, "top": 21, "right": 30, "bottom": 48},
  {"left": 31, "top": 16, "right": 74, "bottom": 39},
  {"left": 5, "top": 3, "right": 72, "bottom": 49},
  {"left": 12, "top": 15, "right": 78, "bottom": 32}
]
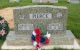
[
  {"left": 68, "top": 0, "right": 80, "bottom": 3},
  {"left": 32, "top": 0, "right": 58, "bottom": 3},
  {"left": 13, "top": 5, "right": 67, "bottom": 35},
  {"left": 6, "top": 5, "right": 74, "bottom": 46}
]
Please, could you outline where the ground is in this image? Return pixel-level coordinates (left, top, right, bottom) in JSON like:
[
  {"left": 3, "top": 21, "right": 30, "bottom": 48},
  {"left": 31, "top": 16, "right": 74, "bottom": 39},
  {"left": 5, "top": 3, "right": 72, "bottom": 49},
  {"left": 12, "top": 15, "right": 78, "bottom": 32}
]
[
  {"left": 0, "top": 8, "right": 14, "bottom": 29},
  {"left": 0, "top": 0, "right": 80, "bottom": 50}
]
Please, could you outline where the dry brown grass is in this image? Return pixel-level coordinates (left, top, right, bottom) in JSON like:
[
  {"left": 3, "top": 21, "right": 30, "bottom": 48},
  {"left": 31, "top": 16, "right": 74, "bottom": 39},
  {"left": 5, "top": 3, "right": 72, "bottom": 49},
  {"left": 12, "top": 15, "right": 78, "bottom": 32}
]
[{"left": 0, "top": 7, "right": 14, "bottom": 29}]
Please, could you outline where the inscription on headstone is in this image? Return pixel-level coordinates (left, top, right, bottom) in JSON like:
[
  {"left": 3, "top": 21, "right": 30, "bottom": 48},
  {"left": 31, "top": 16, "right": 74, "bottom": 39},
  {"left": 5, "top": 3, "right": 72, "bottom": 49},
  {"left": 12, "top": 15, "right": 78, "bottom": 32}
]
[
  {"left": 48, "top": 23, "right": 63, "bottom": 30},
  {"left": 18, "top": 24, "right": 33, "bottom": 30},
  {"left": 29, "top": 13, "right": 52, "bottom": 19}
]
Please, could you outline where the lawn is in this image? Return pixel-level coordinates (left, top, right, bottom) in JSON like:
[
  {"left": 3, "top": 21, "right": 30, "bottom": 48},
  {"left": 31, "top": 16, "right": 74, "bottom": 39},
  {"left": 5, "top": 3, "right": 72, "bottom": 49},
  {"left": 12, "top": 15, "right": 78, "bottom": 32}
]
[{"left": 0, "top": 0, "right": 80, "bottom": 50}]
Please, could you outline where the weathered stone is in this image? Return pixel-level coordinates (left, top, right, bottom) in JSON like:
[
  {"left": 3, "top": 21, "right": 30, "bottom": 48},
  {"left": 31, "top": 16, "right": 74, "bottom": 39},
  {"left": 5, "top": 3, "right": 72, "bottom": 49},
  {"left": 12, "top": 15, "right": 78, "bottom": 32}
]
[
  {"left": 9, "top": 5, "right": 68, "bottom": 45},
  {"left": 2, "top": 30, "right": 79, "bottom": 50},
  {"left": 13, "top": 5, "right": 67, "bottom": 35},
  {"left": 6, "top": 30, "right": 75, "bottom": 46}
]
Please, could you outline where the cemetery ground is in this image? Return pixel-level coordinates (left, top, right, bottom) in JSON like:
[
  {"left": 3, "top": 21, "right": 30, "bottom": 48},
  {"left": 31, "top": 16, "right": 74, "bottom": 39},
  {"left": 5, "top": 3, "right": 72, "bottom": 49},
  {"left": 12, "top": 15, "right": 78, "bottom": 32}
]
[{"left": 0, "top": 0, "right": 80, "bottom": 50}]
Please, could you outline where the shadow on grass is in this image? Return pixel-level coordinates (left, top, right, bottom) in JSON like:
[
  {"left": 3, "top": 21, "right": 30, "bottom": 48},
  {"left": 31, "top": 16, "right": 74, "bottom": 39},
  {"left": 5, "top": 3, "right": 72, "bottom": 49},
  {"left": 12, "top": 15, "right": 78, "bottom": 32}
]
[
  {"left": 0, "top": 38, "right": 5, "bottom": 50},
  {"left": 0, "top": 32, "right": 9, "bottom": 50}
]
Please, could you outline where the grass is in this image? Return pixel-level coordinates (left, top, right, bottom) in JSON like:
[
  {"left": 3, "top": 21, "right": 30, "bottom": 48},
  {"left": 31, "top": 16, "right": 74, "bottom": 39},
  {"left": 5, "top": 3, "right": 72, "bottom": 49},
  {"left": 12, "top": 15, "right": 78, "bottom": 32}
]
[
  {"left": 53, "top": 48, "right": 73, "bottom": 50},
  {"left": 0, "top": 0, "right": 32, "bottom": 9},
  {"left": 54, "top": 0, "right": 80, "bottom": 39},
  {"left": 67, "top": 4, "right": 80, "bottom": 39},
  {"left": 0, "top": 0, "right": 80, "bottom": 50}
]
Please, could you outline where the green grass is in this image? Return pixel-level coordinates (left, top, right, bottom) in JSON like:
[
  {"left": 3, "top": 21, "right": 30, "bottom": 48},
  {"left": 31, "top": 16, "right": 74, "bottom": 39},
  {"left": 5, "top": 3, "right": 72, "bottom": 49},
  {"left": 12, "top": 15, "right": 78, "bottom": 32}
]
[
  {"left": 0, "top": 0, "right": 32, "bottom": 9},
  {"left": 67, "top": 4, "right": 80, "bottom": 39},
  {"left": 54, "top": 0, "right": 80, "bottom": 39},
  {"left": 53, "top": 48, "right": 73, "bottom": 50},
  {"left": 0, "top": 0, "right": 80, "bottom": 50}
]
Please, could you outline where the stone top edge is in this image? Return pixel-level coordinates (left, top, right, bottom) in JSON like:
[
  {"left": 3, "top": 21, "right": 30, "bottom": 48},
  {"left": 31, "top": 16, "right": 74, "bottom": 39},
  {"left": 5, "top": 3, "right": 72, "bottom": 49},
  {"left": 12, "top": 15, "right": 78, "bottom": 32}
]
[{"left": 13, "top": 5, "right": 68, "bottom": 10}]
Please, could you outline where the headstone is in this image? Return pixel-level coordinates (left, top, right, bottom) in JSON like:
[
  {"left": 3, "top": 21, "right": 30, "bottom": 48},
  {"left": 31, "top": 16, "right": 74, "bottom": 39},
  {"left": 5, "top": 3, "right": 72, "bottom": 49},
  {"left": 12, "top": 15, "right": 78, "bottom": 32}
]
[
  {"left": 32, "top": 0, "right": 58, "bottom": 3},
  {"left": 68, "top": 0, "right": 80, "bottom": 3},
  {"left": 2, "top": 5, "right": 78, "bottom": 50},
  {"left": 9, "top": 0, "right": 20, "bottom": 3},
  {"left": 6, "top": 5, "right": 72, "bottom": 45},
  {"left": 49, "top": 0, "right": 58, "bottom": 3}
]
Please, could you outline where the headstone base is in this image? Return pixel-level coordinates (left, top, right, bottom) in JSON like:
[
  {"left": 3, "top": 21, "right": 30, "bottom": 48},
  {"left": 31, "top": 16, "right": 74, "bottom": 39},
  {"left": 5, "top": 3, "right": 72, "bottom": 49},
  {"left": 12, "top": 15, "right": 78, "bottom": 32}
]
[{"left": 1, "top": 30, "right": 80, "bottom": 50}]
